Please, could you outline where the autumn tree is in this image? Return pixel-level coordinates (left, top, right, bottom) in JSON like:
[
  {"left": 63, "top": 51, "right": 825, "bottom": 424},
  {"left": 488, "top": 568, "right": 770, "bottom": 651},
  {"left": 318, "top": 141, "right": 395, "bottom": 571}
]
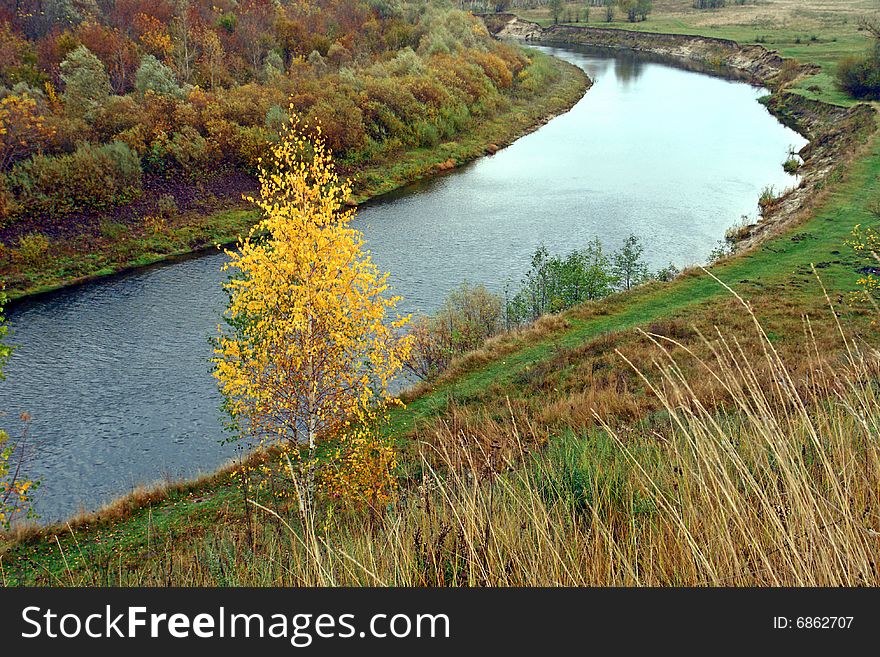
[
  {"left": 169, "top": 0, "right": 198, "bottom": 85},
  {"left": 0, "top": 20, "right": 41, "bottom": 86},
  {"left": 60, "top": 44, "right": 111, "bottom": 117},
  {"left": 196, "top": 27, "right": 226, "bottom": 88},
  {"left": 0, "top": 293, "right": 36, "bottom": 529},
  {"left": 235, "top": 0, "right": 278, "bottom": 72},
  {"left": 134, "top": 12, "right": 173, "bottom": 59},
  {"left": 0, "top": 93, "right": 53, "bottom": 171},
  {"left": 213, "top": 116, "right": 411, "bottom": 513},
  {"left": 75, "top": 22, "right": 139, "bottom": 93}
]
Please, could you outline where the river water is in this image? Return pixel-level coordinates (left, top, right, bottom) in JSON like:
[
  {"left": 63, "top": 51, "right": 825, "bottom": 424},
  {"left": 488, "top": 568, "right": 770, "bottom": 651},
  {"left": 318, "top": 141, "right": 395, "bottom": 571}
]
[{"left": 0, "top": 44, "right": 807, "bottom": 521}]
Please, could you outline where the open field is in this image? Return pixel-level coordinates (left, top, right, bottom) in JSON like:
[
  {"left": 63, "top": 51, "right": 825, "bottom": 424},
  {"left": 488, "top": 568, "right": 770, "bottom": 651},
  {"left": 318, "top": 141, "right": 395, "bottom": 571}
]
[{"left": 517, "top": 0, "right": 875, "bottom": 105}]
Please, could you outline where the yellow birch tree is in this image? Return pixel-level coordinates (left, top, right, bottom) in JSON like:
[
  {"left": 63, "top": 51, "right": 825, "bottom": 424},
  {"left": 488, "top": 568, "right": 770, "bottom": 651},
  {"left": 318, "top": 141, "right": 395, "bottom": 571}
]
[{"left": 213, "top": 115, "right": 410, "bottom": 511}]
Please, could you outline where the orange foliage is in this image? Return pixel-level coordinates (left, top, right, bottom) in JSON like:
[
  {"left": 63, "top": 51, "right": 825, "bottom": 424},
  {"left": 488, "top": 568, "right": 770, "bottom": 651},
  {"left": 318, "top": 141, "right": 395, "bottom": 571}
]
[{"left": 0, "top": 94, "right": 54, "bottom": 171}]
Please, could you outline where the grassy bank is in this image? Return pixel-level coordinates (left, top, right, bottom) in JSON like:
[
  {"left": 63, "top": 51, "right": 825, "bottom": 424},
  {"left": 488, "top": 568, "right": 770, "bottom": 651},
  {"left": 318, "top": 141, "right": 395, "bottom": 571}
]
[
  {"left": 516, "top": 0, "right": 871, "bottom": 106},
  {"left": 0, "top": 51, "right": 588, "bottom": 302},
  {"left": 3, "top": 1, "right": 880, "bottom": 586}
]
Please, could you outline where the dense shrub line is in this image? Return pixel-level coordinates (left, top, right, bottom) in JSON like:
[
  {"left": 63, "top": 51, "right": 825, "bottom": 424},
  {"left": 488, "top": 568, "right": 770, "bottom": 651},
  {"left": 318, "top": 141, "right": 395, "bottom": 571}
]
[
  {"left": 0, "top": 2, "right": 554, "bottom": 226},
  {"left": 6, "top": 141, "right": 141, "bottom": 218}
]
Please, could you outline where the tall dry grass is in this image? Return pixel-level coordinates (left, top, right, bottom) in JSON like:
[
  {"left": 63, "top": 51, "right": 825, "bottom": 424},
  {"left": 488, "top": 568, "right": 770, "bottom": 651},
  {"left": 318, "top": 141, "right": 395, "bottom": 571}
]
[{"left": 25, "top": 276, "right": 880, "bottom": 586}]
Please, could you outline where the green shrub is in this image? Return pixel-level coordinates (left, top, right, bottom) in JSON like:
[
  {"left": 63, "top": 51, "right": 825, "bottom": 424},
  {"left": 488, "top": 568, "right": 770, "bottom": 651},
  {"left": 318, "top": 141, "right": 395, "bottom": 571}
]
[
  {"left": 8, "top": 141, "right": 142, "bottom": 219},
  {"left": 0, "top": 174, "right": 16, "bottom": 225},
  {"left": 758, "top": 185, "right": 777, "bottom": 215},
  {"left": 836, "top": 52, "right": 880, "bottom": 100},
  {"left": 168, "top": 126, "right": 210, "bottom": 172},
  {"left": 135, "top": 55, "right": 181, "bottom": 98},
  {"left": 99, "top": 220, "right": 126, "bottom": 240},
  {"left": 783, "top": 155, "right": 801, "bottom": 174},
  {"left": 413, "top": 120, "right": 440, "bottom": 148},
  {"left": 234, "top": 124, "right": 273, "bottom": 171},
  {"left": 15, "top": 232, "right": 49, "bottom": 265},
  {"left": 506, "top": 240, "right": 618, "bottom": 325}
]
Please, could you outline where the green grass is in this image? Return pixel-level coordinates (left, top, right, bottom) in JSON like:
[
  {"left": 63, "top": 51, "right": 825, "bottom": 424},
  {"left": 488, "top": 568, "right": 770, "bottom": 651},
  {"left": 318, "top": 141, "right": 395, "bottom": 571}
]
[{"left": 515, "top": 1, "right": 870, "bottom": 106}]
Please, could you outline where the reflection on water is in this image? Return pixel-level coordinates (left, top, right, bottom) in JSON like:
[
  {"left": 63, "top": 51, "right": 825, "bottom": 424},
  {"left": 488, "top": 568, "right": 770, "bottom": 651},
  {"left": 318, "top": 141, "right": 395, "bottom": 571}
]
[
  {"left": 0, "top": 45, "right": 807, "bottom": 521},
  {"left": 614, "top": 53, "right": 644, "bottom": 86}
]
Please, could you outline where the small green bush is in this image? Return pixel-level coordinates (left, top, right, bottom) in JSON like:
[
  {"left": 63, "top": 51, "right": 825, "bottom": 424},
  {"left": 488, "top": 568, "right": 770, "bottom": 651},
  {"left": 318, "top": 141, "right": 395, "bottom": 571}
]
[
  {"left": 836, "top": 52, "right": 880, "bottom": 100},
  {"left": 8, "top": 141, "right": 142, "bottom": 219},
  {"left": 168, "top": 127, "right": 210, "bottom": 172},
  {"left": 99, "top": 220, "right": 126, "bottom": 240},
  {"left": 16, "top": 232, "right": 49, "bottom": 265},
  {"left": 758, "top": 185, "right": 777, "bottom": 215}
]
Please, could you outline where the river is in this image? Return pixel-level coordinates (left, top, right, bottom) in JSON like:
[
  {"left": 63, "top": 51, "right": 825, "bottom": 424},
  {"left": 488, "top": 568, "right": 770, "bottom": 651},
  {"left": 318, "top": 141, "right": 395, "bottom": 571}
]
[{"left": 0, "top": 44, "right": 808, "bottom": 521}]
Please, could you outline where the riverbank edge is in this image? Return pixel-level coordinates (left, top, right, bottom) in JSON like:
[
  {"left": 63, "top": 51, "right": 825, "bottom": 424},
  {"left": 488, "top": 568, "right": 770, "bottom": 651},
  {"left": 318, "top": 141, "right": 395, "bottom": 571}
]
[
  {"left": 481, "top": 14, "right": 877, "bottom": 254},
  {"left": 2, "top": 52, "right": 591, "bottom": 304}
]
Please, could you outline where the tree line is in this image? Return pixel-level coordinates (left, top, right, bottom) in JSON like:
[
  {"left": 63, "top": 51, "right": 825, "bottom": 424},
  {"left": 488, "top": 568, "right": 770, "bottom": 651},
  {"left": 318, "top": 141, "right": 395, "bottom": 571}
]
[{"left": 0, "top": 1, "right": 552, "bottom": 229}]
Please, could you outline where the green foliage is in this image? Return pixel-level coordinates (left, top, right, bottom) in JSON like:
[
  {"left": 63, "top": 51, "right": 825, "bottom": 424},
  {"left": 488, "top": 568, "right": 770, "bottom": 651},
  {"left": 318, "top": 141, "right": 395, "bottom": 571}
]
[
  {"left": 836, "top": 50, "right": 880, "bottom": 100},
  {"left": 618, "top": 0, "right": 652, "bottom": 22},
  {"left": 654, "top": 262, "right": 681, "bottom": 282},
  {"left": 506, "top": 239, "right": 618, "bottom": 325},
  {"left": 613, "top": 234, "right": 649, "bottom": 290},
  {"left": 758, "top": 184, "right": 777, "bottom": 216},
  {"left": 60, "top": 45, "right": 111, "bottom": 118},
  {"left": 135, "top": 55, "right": 181, "bottom": 98},
  {"left": 8, "top": 141, "right": 141, "bottom": 219},
  {"left": 368, "top": 0, "right": 403, "bottom": 20},
  {"left": 0, "top": 173, "right": 16, "bottom": 223},
  {"left": 264, "top": 104, "right": 289, "bottom": 135},
  {"left": 534, "top": 431, "right": 655, "bottom": 517},
  {"left": 504, "top": 235, "right": 653, "bottom": 325},
  {"left": 15, "top": 232, "right": 50, "bottom": 265}
]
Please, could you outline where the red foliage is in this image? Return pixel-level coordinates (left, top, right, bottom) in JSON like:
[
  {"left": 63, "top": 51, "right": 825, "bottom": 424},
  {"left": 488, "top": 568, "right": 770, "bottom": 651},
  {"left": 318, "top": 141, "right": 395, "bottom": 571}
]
[{"left": 75, "top": 23, "right": 140, "bottom": 93}]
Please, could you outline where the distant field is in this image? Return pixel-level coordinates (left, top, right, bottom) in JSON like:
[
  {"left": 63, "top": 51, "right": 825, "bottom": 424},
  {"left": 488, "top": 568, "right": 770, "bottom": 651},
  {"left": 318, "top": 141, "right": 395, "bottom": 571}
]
[{"left": 516, "top": 0, "right": 875, "bottom": 105}]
